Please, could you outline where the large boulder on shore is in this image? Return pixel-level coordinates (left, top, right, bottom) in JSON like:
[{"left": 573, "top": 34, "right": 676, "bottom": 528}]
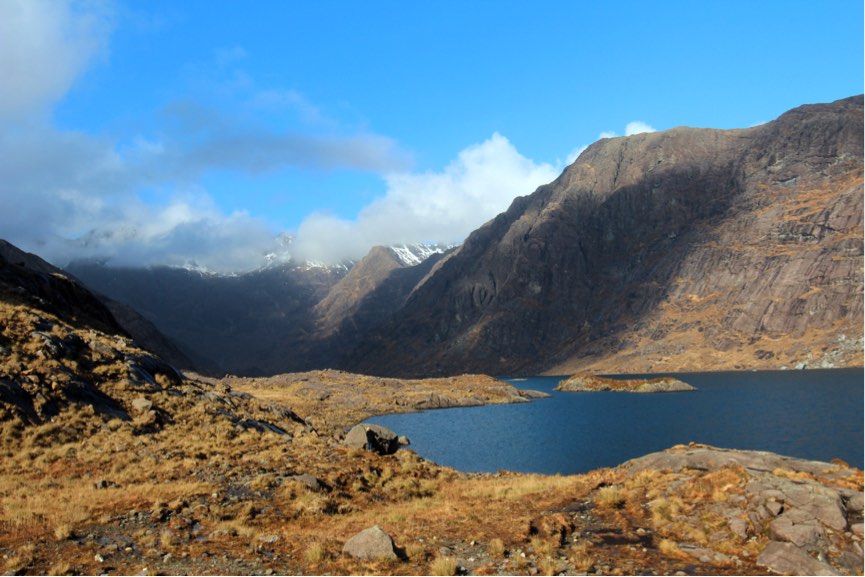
[{"left": 344, "top": 424, "right": 409, "bottom": 455}]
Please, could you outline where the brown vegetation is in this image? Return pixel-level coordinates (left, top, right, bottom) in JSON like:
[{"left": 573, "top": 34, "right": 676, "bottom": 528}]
[{"left": 0, "top": 293, "right": 861, "bottom": 575}]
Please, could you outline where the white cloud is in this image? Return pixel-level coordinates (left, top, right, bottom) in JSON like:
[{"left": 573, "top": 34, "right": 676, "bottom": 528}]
[
  {"left": 625, "top": 121, "right": 656, "bottom": 135},
  {"left": 0, "top": 2, "right": 566, "bottom": 272},
  {"left": 0, "top": 0, "right": 113, "bottom": 120},
  {"left": 564, "top": 145, "right": 588, "bottom": 165},
  {"left": 0, "top": 124, "right": 279, "bottom": 272},
  {"left": 293, "top": 133, "right": 560, "bottom": 262},
  {"left": 0, "top": 5, "right": 412, "bottom": 274},
  {"left": 597, "top": 120, "right": 657, "bottom": 140},
  {"left": 564, "top": 121, "right": 659, "bottom": 168}
]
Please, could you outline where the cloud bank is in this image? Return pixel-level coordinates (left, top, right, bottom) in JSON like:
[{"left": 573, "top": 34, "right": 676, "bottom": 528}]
[
  {"left": 0, "top": 0, "right": 408, "bottom": 272},
  {"left": 0, "top": 0, "right": 112, "bottom": 120},
  {"left": 1, "top": 1, "right": 659, "bottom": 273},
  {"left": 292, "top": 133, "right": 560, "bottom": 263}
]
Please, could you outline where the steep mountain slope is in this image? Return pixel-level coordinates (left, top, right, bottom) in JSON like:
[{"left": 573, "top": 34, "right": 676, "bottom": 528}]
[
  {"left": 67, "top": 244, "right": 450, "bottom": 376},
  {"left": 66, "top": 262, "right": 348, "bottom": 375},
  {"left": 345, "top": 96, "right": 864, "bottom": 376},
  {"left": 315, "top": 245, "right": 450, "bottom": 337},
  {"left": 0, "top": 241, "right": 192, "bottom": 369}
]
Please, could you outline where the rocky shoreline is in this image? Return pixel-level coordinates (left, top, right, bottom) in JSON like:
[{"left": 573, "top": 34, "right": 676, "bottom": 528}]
[{"left": 556, "top": 374, "right": 696, "bottom": 393}]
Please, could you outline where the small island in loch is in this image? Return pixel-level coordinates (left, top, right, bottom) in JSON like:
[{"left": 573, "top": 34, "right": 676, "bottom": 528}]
[{"left": 556, "top": 374, "right": 696, "bottom": 393}]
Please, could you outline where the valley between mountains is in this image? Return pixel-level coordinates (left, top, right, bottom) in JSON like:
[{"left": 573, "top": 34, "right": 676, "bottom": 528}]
[{"left": 0, "top": 96, "right": 862, "bottom": 576}]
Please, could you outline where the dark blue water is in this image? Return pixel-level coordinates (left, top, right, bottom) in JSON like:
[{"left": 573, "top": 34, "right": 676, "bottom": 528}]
[{"left": 366, "top": 369, "right": 864, "bottom": 474}]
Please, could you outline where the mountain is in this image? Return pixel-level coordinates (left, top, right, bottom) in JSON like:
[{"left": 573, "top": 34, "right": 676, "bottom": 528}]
[
  {"left": 65, "top": 261, "right": 346, "bottom": 375},
  {"left": 66, "top": 97, "right": 862, "bottom": 378},
  {"left": 0, "top": 240, "right": 192, "bottom": 369},
  {"left": 67, "top": 243, "right": 451, "bottom": 375},
  {"left": 314, "top": 245, "right": 452, "bottom": 338},
  {"left": 343, "top": 96, "right": 864, "bottom": 376},
  {"left": 7, "top": 234, "right": 863, "bottom": 576}
]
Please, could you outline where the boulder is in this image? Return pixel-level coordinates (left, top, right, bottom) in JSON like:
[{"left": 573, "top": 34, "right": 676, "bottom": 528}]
[
  {"left": 131, "top": 397, "right": 153, "bottom": 414},
  {"left": 342, "top": 525, "right": 398, "bottom": 561},
  {"left": 288, "top": 474, "right": 323, "bottom": 492},
  {"left": 845, "top": 492, "right": 864, "bottom": 515},
  {"left": 769, "top": 508, "right": 826, "bottom": 548},
  {"left": 344, "top": 424, "right": 408, "bottom": 455},
  {"left": 757, "top": 541, "right": 838, "bottom": 576},
  {"left": 728, "top": 517, "right": 749, "bottom": 540}
]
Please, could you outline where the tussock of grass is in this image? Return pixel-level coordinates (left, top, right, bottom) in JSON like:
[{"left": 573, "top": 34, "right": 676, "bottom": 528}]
[
  {"left": 568, "top": 541, "right": 594, "bottom": 572},
  {"left": 303, "top": 541, "right": 326, "bottom": 563},
  {"left": 658, "top": 538, "right": 681, "bottom": 556},
  {"left": 53, "top": 524, "right": 74, "bottom": 541},
  {"left": 429, "top": 555, "right": 458, "bottom": 576},
  {"left": 487, "top": 537, "right": 506, "bottom": 557},
  {"left": 538, "top": 556, "right": 564, "bottom": 576},
  {"left": 47, "top": 561, "right": 73, "bottom": 576},
  {"left": 405, "top": 541, "right": 427, "bottom": 561},
  {"left": 530, "top": 535, "right": 557, "bottom": 557},
  {"left": 649, "top": 495, "right": 688, "bottom": 526},
  {"left": 594, "top": 484, "right": 625, "bottom": 508}
]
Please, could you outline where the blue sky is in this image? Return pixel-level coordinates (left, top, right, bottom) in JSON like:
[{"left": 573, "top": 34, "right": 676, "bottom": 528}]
[{"left": 1, "top": 0, "right": 862, "bottom": 271}]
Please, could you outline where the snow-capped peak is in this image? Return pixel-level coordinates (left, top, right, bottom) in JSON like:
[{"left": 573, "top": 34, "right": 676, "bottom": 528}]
[{"left": 389, "top": 243, "right": 454, "bottom": 267}]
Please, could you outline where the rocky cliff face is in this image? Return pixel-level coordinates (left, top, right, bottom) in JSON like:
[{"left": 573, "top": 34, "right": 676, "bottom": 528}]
[{"left": 344, "top": 96, "right": 863, "bottom": 376}]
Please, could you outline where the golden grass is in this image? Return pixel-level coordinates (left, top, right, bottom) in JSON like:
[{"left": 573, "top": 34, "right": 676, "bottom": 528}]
[
  {"left": 487, "top": 537, "right": 506, "bottom": 557},
  {"left": 530, "top": 535, "right": 557, "bottom": 557},
  {"left": 429, "top": 555, "right": 458, "bottom": 576},
  {"left": 0, "top": 477, "right": 214, "bottom": 537},
  {"left": 658, "top": 538, "right": 681, "bottom": 556},
  {"left": 537, "top": 556, "right": 564, "bottom": 576},
  {"left": 304, "top": 541, "right": 326, "bottom": 564},
  {"left": 568, "top": 541, "right": 594, "bottom": 572},
  {"left": 404, "top": 541, "right": 427, "bottom": 561},
  {"left": 2, "top": 295, "right": 862, "bottom": 575},
  {"left": 595, "top": 484, "right": 625, "bottom": 508}
]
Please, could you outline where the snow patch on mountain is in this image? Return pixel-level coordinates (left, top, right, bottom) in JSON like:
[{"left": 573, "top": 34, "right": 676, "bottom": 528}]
[{"left": 389, "top": 243, "right": 454, "bottom": 267}]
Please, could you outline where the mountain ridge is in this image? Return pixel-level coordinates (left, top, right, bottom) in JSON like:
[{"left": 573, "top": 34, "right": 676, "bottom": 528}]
[
  {"left": 342, "top": 95, "right": 863, "bottom": 376},
  {"left": 63, "top": 96, "right": 863, "bottom": 378}
]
